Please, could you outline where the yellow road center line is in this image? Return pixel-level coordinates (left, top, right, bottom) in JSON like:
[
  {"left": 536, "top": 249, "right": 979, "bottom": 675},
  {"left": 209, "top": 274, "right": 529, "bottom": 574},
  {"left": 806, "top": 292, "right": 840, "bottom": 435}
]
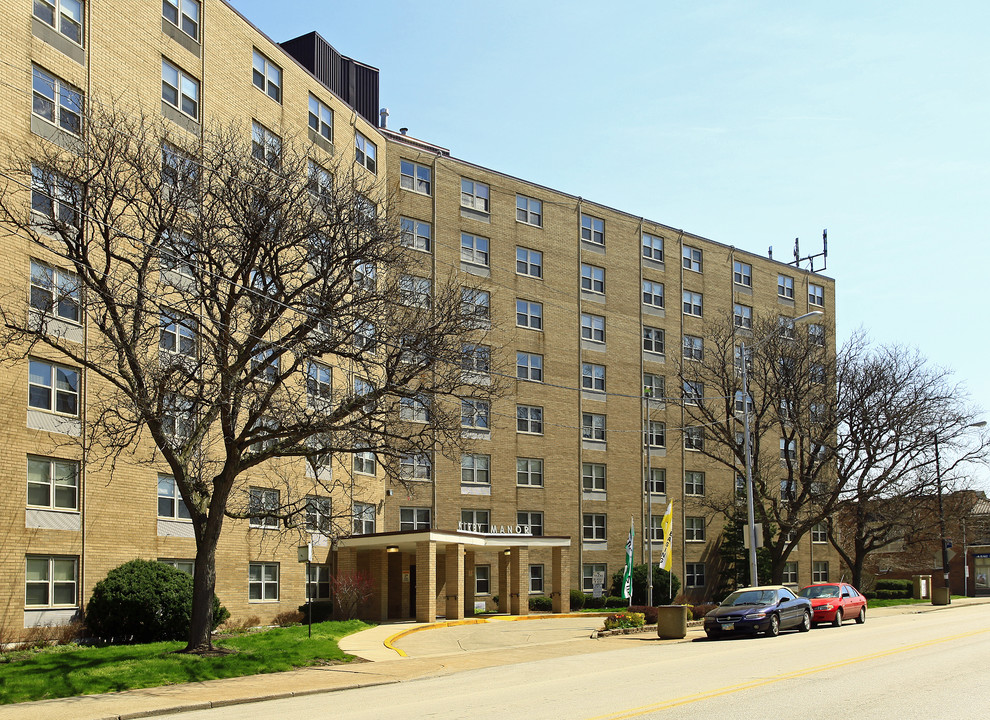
[{"left": 585, "top": 627, "right": 990, "bottom": 720}]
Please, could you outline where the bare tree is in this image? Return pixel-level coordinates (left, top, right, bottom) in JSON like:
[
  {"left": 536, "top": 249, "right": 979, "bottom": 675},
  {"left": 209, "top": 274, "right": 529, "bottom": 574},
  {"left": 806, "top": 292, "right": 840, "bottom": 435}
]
[
  {"left": 829, "top": 346, "right": 988, "bottom": 588},
  {"left": 0, "top": 102, "right": 498, "bottom": 652}
]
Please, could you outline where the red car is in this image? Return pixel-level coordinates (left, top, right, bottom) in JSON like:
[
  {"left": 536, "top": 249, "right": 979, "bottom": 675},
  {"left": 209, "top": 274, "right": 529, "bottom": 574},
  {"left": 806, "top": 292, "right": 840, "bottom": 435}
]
[{"left": 798, "top": 583, "right": 867, "bottom": 627}]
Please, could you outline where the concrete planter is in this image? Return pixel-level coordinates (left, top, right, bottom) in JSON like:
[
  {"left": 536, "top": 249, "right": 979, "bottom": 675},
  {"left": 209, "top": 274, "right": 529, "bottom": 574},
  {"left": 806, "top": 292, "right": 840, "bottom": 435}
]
[
  {"left": 656, "top": 605, "right": 689, "bottom": 639},
  {"left": 932, "top": 587, "right": 951, "bottom": 605}
]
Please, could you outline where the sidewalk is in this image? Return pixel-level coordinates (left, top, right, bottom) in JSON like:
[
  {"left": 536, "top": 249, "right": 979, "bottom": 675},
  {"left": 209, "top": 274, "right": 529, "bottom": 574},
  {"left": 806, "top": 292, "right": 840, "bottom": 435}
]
[{"left": 4, "top": 598, "right": 988, "bottom": 720}]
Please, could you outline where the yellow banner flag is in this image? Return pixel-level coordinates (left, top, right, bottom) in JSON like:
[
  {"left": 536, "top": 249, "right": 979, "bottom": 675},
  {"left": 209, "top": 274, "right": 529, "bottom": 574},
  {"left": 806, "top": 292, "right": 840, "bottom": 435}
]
[{"left": 658, "top": 501, "right": 674, "bottom": 571}]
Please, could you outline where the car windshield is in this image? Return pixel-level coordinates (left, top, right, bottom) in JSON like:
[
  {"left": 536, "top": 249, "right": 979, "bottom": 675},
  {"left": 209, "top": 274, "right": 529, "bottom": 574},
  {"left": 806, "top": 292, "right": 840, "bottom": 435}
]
[
  {"left": 724, "top": 590, "right": 776, "bottom": 606},
  {"left": 799, "top": 585, "right": 840, "bottom": 599}
]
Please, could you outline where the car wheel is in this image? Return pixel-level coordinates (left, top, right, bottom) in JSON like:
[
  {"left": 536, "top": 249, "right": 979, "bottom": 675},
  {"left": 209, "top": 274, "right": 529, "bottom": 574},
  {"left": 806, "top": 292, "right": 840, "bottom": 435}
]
[
  {"left": 765, "top": 614, "right": 780, "bottom": 637},
  {"left": 832, "top": 608, "right": 843, "bottom": 627},
  {"left": 855, "top": 607, "right": 866, "bottom": 624},
  {"left": 799, "top": 610, "right": 811, "bottom": 632}
]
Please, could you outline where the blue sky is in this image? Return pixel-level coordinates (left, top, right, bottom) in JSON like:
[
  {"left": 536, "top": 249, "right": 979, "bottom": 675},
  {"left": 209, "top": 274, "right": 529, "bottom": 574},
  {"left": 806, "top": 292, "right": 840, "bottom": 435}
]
[{"left": 234, "top": 0, "right": 990, "bottom": 489}]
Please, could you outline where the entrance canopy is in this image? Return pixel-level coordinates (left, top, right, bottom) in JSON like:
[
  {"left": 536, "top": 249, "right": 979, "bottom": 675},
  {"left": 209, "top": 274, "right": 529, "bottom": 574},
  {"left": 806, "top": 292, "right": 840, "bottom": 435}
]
[{"left": 337, "top": 528, "right": 571, "bottom": 553}]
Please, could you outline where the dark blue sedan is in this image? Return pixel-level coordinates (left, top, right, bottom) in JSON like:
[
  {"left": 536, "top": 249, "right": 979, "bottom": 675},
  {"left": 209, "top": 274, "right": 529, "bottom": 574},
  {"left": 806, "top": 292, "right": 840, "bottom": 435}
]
[{"left": 703, "top": 586, "right": 813, "bottom": 639}]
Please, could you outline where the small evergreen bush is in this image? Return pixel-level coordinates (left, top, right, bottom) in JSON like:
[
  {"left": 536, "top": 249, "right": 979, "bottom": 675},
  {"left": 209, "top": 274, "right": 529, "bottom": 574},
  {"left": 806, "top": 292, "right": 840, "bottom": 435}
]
[
  {"left": 584, "top": 595, "right": 606, "bottom": 609},
  {"left": 604, "top": 596, "right": 628, "bottom": 609},
  {"left": 569, "top": 589, "right": 586, "bottom": 610},
  {"left": 86, "top": 559, "right": 229, "bottom": 643},
  {"left": 528, "top": 595, "right": 553, "bottom": 611}
]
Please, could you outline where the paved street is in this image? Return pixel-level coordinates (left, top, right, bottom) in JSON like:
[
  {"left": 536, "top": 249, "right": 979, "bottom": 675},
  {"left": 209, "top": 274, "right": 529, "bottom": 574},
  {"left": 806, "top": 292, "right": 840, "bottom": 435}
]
[{"left": 151, "top": 603, "right": 989, "bottom": 720}]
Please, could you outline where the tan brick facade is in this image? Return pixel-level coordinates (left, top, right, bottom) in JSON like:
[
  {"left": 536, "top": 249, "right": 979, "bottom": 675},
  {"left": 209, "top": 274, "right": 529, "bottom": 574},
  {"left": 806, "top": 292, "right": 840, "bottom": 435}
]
[{"left": 0, "top": 0, "right": 838, "bottom": 640}]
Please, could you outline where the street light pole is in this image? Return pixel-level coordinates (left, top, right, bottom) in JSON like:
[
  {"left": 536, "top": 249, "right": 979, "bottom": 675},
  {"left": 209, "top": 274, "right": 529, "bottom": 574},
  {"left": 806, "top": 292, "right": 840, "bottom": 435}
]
[{"left": 740, "top": 310, "right": 823, "bottom": 588}]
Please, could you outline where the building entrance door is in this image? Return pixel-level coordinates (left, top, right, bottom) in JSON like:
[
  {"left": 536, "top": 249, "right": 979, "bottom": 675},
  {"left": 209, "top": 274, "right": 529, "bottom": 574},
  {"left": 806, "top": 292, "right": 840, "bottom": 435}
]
[
  {"left": 975, "top": 555, "right": 990, "bottom": 594},
  {"left": 409, "top": 564, "right": 416, "bottom": 616}
]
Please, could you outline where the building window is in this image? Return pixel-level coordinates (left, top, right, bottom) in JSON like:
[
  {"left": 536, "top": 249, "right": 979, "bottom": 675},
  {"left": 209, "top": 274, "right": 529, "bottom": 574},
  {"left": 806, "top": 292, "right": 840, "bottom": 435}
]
[
  {"left": 355, "top": 132, "right": 377, "bottom": 173},
  {"left": 251, "top": 121, "right": 281, "bottom": 168},
  {"left": 685, "top": 563, "right": 706, "bottom": 588},
  {"left": 399, "top": 275, "right": 432, "bottom": 309},
  {"left": 252, "top": 49, "right": 282, "bottom": 102},
  {"left": 306, "top": 361, "right": 332, "bottom": 411},
  {"left": 778, "top": 274, "right": 794, "bottom": 299},
  {"left": 248, "top": 562, "right": 279, "bottom": 601},
  {"left": 461, "top": 509, "right": 490, "bottom": 533},
  {"left": 353, "top": 501, "right": 376, "bottom": 534},
  {"left": 516, "top": 299, "right": 543, "bottom": 329},
  {"left": 513, "top": 248, "right": 542, "bottom": 279},
  {"left": 682, "top": 246, "right": 702, "bottom": 272},
  {"left": 645, "top": 420, "right": 665, "bottom": 448},
  {"left": 31, "top": 165, "right": 79, "bottom": 227},
  {"left": 643, "top": 326, "right": 665, "bottom": 354},
  {"left": 518, "top": 511, "right": 543, "bottom": 537},
  {"left": 398, "top": 210, "right": 429, "bottom": 247},
  {"left": 645, "top": 467, "right": 666, "bottom": 495},
  {"left": 304, "top": 94, "right": 334, "bottom": 142},
  {"left": 734, "top": 303, "right": 753, "bottom": 330},
  {"left": 306, "top": 564, "right": 331, "bottom": 601},
  {"left": 811, "top": 522, "right": 828, "bottom": 543},
  {"left": 683, "top": 335, "right": 703, "bottom": 361},
  {"left": 27, "top": 456, "right": 78, "bottom": 511},
  {"left": 812, "top": 561, "right": 829, "bottom": 583},
  {"left": 30, "top": 260, "right": 80, "bottom": 323},
  {"left": 582, "top": 413, "right": 606, "bottom": 442},
  {"left": 516, "top": 457, "right": 544, "bottom": 486},
  {"left": 643, "top": 233, "right": 664, "bottom": 262},
  {"left": 581, "top": 264, "right": 605, "bottom": 294},
  {"left": 733, "top": 261, "right": 752, "bottom": 287},
  {"left": 399, "top": 395, "right": 431, "bottom": 423},
  {"left": 250, "top": 347, "right": 279, "bottom": 383},
  {"left": 682, "top": 380, "right": 703, "bottom": 406},
  {"left": 581, "top": 313, "right": 605, "bottom": 343},
  {"left": 649, "top": 515, "right": 664, "bottom": 542},
  {"left": 163, "top": 0, "right": 200, "bottom": 39},
  {"left": 32, "top": 66, "right": 83, "bottom": 136},
  {"left": 461, "top": 454, "right": 490, "bottom": 485},
  {"left": 516, "top": 352, "right": 543, "bottom": 382},
  {"left": 34, "top": 0, "right": 83, "bottom": 45},
  {"left": 685, "top": 516, "right": 705, "bottom": 542},
  {"left": 780, "top": 437, "right": 796, "bottom": 460},
  {"left": 475, "top": 564, "right": 491, "bottom": 594},
  {"left": 248, "top": 488, "right": 279, "bottom": 529},
  {"left": 461, "top": 178, "right": 490, "bottom": 213},
  {"left": 400, "top": 453, "right": 432, "bottom": 481},
  {"left": 643, "top": 373, "right": 664, "bottom": 400},
  {"left": 25, "top": 556, "right": 78, "bottom": 607},
  {"left": 782, "top": 561, "right": 798, "bottom": 584},
  {"left": 684, "top": 427, "right": 704, "bottom": 451},
  {"left": 684, "top": 471, "right": 705, "bottom": 496},
  {"left": 582, "top": 563, "right": 607, "bottom": 593},
  {"left": 28, "top": 359, "right": 79, "bottom": 415},
  {"left": 461, "top": 398, "right": 490, "bottom": 431},
  {"left": 583, "top": 514, "right": 606, "bottom": 541},
  {"left": 157, "top": 473, "right": 190, "bottom": 519},
  {"left": 400, "top": 507, "right": 431, "bottom": 531},
  {"left": 400, "top": 159, "right": 432, "bottom": 195},
  {"left": 642, "top": 280, "right": 664, "bottom": 308},
  {"left": 461, "top": 288, "right": 490, "bottom": 326},
  {"left": 582, "top": 462, "right": 606, "bottom": 492},
  {"left": 160, "top": 313, "right": 196, "bottom": 358},
  {"left": 682, "top": 291, "right": 703, "bottom": 317},
  {"left": 307, "top": 160, "right": 333, "bottom": 199},
  {"left": 517, "top": 405, "right": 544, "bottom": 434},
  {"left": 160, "top": 558, "right": 195, "bottom": 575},
  {"left": 529, "top": 564, "right": 544, "bottom": 593},
  {"left": 580, "top": 213, "right": 604, "bottom": 244},
  {"left": 809, "top": 323, "right": 825, "bottom": 347},
  {"left": 353, "top": 449, "right": 376, "bottom": 476},
  {"left": 516, "top": 194, "right": 542, "bottom": 226},
  {"left": 162, "top": 394, "right": 194, "bottom": 443},
  {"left": 809, "top": 283, "right": 825, "bottom": 307},
  {"left": 461, "top": 232, "right": 489, "bottom": 266},
  {"left": 581, "top": 363, "right": 606, "bottom": 392},
  {"left": 734, "top": 390, "right": 754, "bottom": 415},
  {"left": 811, "top": 363, "right": 826, "bottom": 385},
  {"left": 162, "top": 59, "right": 199, "bottom": 120},
  {"left": 461, "top": 344, "right": 491, "bottom": 375},
  {"left": 305, "top": 496, "right": 331, "bottom": 534}
]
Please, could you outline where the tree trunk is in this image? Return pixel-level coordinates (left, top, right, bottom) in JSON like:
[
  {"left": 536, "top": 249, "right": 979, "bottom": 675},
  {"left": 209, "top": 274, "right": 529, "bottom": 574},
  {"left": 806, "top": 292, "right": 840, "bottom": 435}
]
[{"left": 183, "top": 514, "right": 223, "bottom": 653}]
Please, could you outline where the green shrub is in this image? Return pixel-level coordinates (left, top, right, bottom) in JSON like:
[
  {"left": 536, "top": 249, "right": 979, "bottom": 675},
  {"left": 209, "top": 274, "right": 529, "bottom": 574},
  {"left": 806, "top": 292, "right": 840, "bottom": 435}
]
[
  {"left": 298, "top": 601, "right": 334, "bottom": 622},
  {"left": 875, "top": 579, "right": 913, "bottom": 597},
  {"left": 584, "top": 595, "right": 606, "bottom": 609},
  {"left": 603, "top": 612, "right": 645, "bottom": 630},
  {"left": 604, "top": 596, "right": 628, "bottom": 609},
  {"left": 86, "top": 559, "right": 229, "bottom": 643},
  {"left": 529, "top": 595, "right": 553, "bottom": 611},
  {"left": 610, "top": 565, "right": 681, "bottom": 605},
  {"left": 570, "top": 589, "right": 586, "bottom": 610},
  {"left": 692, "top": 603, "right": 718, "bottom": 620}
]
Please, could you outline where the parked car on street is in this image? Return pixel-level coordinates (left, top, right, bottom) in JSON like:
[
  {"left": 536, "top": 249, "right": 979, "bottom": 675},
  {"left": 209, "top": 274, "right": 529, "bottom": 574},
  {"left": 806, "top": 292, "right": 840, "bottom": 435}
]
[
  {"left": 798, "top": 583, "right": 867, "bottom": 627},
  {"left": 704, "top": 586, "right": 812, "bottom": 639}
]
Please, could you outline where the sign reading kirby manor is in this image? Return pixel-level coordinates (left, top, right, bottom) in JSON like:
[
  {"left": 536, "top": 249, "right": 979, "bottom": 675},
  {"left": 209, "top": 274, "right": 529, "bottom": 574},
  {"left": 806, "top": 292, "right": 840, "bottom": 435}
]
[{"left": 457, "top": 522, "right": 534, "bottom": 535}]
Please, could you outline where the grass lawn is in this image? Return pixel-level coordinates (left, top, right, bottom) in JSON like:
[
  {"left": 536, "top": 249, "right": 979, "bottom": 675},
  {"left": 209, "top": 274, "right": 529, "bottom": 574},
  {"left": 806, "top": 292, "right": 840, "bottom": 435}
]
[
  {"left": 866, "top": 596, "right": 963, "bottom": 608},
  {"left": 0, "top": 619, "right": 371, "bottom": 705}
]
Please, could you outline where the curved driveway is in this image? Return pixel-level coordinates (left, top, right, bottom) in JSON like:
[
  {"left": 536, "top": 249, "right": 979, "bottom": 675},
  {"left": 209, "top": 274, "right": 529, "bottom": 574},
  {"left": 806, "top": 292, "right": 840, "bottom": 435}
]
[{"left": 391, "top": 616, "right": 608, "bottom": 657}]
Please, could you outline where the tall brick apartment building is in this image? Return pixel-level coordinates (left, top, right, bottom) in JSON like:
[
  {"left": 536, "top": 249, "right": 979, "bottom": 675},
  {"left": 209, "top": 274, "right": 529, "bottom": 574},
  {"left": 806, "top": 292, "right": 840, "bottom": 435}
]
[{"left": 0, "top": 0, "right": 836, "bottom": 635}]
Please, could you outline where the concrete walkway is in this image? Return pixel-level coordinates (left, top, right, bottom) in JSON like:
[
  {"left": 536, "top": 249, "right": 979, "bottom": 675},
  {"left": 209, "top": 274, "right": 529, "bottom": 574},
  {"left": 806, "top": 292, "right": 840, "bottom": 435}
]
[{"left": 4, "top": 598, "right": 988, "bottom": 720}]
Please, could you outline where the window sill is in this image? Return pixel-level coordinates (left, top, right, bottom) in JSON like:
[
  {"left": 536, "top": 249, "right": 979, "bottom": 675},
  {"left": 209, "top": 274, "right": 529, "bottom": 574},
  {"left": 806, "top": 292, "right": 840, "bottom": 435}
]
[{"left": 460, "top": 484, "right": 491, "bottom": 496}]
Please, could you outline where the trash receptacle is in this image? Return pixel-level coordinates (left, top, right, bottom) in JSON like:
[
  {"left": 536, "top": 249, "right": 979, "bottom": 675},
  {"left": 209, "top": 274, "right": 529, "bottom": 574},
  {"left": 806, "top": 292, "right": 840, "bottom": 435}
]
[
  {"left": 656, "top": 605, "right": 689, "bottom": 639},
  {"left": 932, "top": 587, "right": 951, "bottom": 605}
]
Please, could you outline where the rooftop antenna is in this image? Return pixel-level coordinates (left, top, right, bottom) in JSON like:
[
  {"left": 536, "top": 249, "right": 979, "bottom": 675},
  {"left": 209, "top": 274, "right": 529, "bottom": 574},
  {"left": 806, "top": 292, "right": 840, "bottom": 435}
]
[{"left": 789, "top": 229, "right": 828, "bottom": 272}]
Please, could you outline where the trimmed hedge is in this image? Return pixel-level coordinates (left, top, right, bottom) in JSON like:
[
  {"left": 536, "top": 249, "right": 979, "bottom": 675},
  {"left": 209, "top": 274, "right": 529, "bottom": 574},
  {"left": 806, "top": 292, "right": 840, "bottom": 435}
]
[
  {"left": 570, "top": 589, "right": 586, "bottom": 610},
  {"left": 86, "top": 559, "right": 229, "bottom": 643},
  {"left": 529, "top": 595, "right": 553, "bottom": 611}
]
